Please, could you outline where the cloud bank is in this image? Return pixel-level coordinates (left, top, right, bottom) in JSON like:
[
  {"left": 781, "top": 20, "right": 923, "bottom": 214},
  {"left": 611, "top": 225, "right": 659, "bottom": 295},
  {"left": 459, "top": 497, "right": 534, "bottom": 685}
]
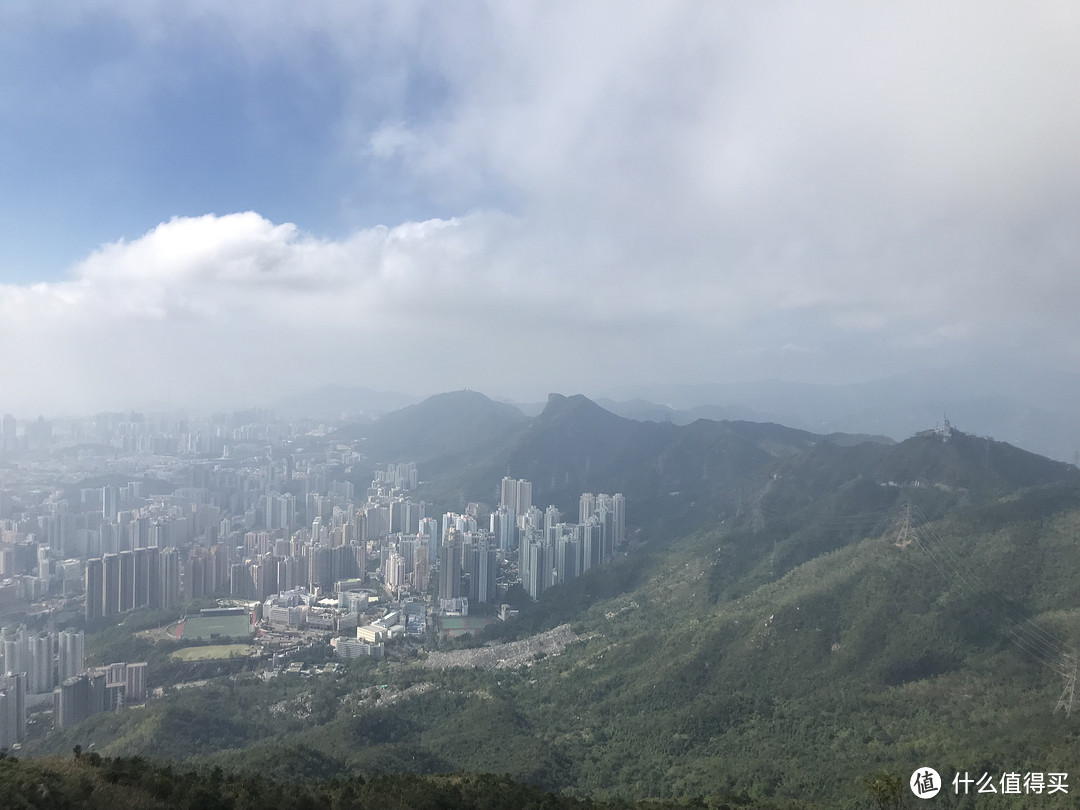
[{"left": 1, "top": 2, "right": 1078, "bottom": 414}]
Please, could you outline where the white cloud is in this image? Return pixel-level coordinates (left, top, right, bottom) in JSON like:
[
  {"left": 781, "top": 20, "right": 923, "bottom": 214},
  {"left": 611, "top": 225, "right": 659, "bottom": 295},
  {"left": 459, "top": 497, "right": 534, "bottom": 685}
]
[
  {"left": 0, "top": 211, "right": 674, "bottom": 413},
  {"left": 2, "top": 2, "right": 1080, "bottom": 413}
]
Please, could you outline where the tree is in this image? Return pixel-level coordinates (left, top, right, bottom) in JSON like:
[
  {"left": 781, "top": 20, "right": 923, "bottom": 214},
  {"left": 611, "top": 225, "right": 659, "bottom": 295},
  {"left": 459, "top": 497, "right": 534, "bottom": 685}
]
[{"left": 862, "top": 771, "right": 905, "bottom": 810}]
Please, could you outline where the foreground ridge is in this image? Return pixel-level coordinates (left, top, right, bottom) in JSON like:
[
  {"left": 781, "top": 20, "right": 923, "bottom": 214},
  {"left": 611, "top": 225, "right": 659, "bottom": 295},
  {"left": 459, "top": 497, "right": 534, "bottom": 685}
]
[{"left": 0, "top": 752, "right": 816, "bottom": 810}]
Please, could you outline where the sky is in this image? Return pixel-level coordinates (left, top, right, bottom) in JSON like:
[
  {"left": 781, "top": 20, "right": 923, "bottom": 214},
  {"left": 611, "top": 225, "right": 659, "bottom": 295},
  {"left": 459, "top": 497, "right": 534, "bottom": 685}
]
[{"left": 1, "top": 2, "right": 1079, "bottom": 416}]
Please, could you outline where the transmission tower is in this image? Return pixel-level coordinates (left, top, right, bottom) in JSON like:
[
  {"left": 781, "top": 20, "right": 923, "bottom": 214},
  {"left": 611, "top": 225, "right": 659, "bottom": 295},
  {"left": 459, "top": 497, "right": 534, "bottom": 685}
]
[
  {"left": 901, "top": 502, "right": 1079, "bottom": 717},
  {"left": 1054, "top": 655, "right": 1077, "bottom": 717},
  {"left": 894, "top": 504, "right": 914, "bottom": 549}
]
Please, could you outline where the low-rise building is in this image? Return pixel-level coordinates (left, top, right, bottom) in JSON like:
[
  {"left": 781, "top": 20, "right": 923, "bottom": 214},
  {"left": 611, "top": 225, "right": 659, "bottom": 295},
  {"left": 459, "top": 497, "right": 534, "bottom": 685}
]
[{"left": 330, "top": 636, "right": 384, "bottom": 659}]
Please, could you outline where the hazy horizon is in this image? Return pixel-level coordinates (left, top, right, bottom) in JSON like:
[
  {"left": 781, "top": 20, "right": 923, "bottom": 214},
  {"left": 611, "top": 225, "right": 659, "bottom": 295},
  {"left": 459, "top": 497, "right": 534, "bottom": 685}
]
[{"left": 2, "top": 3, "right": 1079, "bottom": 416}]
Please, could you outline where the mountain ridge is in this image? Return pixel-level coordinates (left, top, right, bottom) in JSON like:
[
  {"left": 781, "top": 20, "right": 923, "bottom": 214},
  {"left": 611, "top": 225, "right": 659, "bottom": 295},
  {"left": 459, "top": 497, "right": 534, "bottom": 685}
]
[
  {"left": 27, "top": 390, "right": 1080, "bottom": 806},
  {"left": 602, "top": 361, "right": 1080, "bottom": 462}
]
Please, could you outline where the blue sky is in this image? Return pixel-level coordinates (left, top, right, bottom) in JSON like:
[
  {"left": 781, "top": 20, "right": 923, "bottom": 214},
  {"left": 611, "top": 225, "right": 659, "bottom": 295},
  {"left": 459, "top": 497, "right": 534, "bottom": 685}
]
[
  {"left": 1, "top": 2, "right": 1078, "bottom": 415},
  {"left": 0, "top": 5, "right": 446, "bottom": 279}
]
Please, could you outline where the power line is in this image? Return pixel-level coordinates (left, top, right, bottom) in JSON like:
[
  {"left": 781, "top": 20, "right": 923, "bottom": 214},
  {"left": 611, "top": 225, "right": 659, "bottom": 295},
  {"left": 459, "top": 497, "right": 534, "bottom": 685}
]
[
  {"left": 898, "top": 504, "right": 1077, "bottom": 709},
  {"left": 907, "top": 509, "right": 1067, "bottom": 661},
  {"left": 1055, "top": 657, "right": 1076, "bottom": 717},
  {"left": 907, "top": 505, "right": 1072, "bottom": 666}
]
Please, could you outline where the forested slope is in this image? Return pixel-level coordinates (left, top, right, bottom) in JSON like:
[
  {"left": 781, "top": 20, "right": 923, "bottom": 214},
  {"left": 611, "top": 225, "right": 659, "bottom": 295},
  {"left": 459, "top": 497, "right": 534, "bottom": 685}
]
[{"left": 23, "top": 427, "right": 1080, "bottom": 808}]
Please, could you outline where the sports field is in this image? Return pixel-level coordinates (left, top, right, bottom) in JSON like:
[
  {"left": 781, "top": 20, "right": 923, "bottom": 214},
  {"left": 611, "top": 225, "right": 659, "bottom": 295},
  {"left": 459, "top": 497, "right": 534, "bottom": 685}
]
[
  {"left": 439, "top": 615, "right": 495, "bottom": 638},
  {"left": 169, "top": 644, "right": 257, "bottom": 661},
  {"left": 176, "top": 613, "right": 253, "bottom": 640}
]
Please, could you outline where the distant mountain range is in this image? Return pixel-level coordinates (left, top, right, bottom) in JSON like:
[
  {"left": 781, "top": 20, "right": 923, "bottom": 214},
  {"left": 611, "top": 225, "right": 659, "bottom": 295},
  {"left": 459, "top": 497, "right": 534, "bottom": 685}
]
[
  {"left": 346, "top": 390, "right": 895, "bottom": 536},
  {"left": 598, "top": 360, "right": 1080, "bottom": 463},
  {"left": 281, "top": 359, "right": 1080, "bottom": 464}
]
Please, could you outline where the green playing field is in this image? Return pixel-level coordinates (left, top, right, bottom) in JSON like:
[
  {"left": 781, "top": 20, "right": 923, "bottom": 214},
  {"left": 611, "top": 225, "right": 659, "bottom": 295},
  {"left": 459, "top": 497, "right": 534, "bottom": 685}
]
[{"left": 177, "top": 614, "right": 253, "bottom": 640}]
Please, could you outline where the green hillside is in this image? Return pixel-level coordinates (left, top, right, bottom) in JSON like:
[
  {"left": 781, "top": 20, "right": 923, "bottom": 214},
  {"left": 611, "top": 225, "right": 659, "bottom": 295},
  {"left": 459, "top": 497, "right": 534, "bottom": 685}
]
[
  {"left": 0, "top": 752, "right": 739, "bottom": 810},
  {"left": 351, "top": 391, "right": 882, "bottom": 538},
  {"left": 22, "top": 419, "right": 1080, "bottom": 808},
  {"left": 343, "top": 389, "right": 530, "bottom": 471}
]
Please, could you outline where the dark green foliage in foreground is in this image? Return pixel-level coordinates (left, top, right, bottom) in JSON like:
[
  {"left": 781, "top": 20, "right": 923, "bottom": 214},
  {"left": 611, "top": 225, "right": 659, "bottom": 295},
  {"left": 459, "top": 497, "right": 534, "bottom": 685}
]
[{"left": 0, "top": 752, "right": 812, "bottom": 810}]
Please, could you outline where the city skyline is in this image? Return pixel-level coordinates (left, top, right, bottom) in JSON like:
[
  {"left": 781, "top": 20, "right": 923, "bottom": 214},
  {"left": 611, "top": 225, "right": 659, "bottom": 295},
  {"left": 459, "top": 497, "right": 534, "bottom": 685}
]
[
  {"left": 1, "top": 4, "right": 1079, "bottom": 415},
  {"left": 0, "top": 417, "right": 633, "bottom": 747}
]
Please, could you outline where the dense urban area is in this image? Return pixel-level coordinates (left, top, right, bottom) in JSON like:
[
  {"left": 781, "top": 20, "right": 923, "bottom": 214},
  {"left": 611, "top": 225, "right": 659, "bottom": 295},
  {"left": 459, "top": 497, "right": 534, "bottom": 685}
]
[{"left": 0, "top": 409, "right": 625, "bottom": 748}]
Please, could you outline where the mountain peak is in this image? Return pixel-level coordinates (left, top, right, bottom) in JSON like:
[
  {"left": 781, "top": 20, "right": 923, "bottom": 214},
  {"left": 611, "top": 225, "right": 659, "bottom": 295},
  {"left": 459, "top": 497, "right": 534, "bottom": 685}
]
[
  {"left": 881, "top": 426, "right": 1080, "bottom": 494},
  {"left": 539, "top": 393, "right": 620, "bottom": 422},
  {"left": 356, "top": 389, "right": 528, "bottom": 466}
]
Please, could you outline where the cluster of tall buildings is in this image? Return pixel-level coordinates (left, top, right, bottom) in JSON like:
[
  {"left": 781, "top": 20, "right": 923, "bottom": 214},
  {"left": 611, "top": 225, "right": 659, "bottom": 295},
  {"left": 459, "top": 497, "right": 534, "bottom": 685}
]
[
  {"left": 0, "top": 412, "right": 395, "bottom": 613},
  {"left": 76, "top": 461, "right": 432, "bottom": 617},
  {"left": 519, "top": 492, "right": 625, "bottom": 599},
  {"left": 84, "top": 546, "right": 179, "bottom": 619},
  {"left": 0, "top": 626, "right": 86, "bottom": 746},
  {"left": 1, "top": 414, "right": 16, "bottom": 455},
  {"left": 1, "top": 402, "right": 634, "bottom": 625},
  {"left": 375, "top": 462, "right": 419, "bottom": 492},
  {"left": 354, "top": 475, "right": 628, "bottom": 609},
  {"left": 61, "top": 460, "right": 429, "bottom": 623},
  {"left": 53, "top": 661, "right": 146, "bottom": 730},
  {"left": 0, "top": 410, "right": 286, "bottom": 459},
  {"left": 182, "top": 532, "right": 365, "bottom": 605},
  {"left": 57, "top": 460, "right": 433, "bottom": 619},
  {"left": 437, "top": 526, "right": 498, "bottom": 604},
  {"left": 1, "top": 626, "right": 85, "bottom": 696},
  {"left": 0, "top": 672, "right": 25, "bottom": 749},
  {"left": 428, "top": 479, "right": 626, "bottom": 603},
  {"left": 219, "top": 462, "right": 430, "bottom": 603},
  {"left": 499, "top": 477, "right": 533, "bottom": 515},
  {"left": 0, "top": 414, "right": 53, "bottom": 455},
  {"left": 1, "top": 407, "right": 638, "bottom": 736},
  {"left": 0, "top": 627, "right": 146, "bottom": 743}
]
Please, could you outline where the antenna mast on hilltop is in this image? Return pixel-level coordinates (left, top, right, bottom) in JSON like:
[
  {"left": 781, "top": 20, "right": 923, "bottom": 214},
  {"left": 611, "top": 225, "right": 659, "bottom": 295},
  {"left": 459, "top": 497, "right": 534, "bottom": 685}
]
[{"left": 934, "top": 414, "right": 953, "bottom": 439}]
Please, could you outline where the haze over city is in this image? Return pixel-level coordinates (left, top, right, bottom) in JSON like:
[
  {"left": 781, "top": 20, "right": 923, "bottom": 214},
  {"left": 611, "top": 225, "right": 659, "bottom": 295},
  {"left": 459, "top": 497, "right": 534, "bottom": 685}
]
[
  {"left": 1, "top": 3, "right": 1079, "bottom": 417},
  {"left": 6, "top": 6, "right": 1080, "bottom": 805}
]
